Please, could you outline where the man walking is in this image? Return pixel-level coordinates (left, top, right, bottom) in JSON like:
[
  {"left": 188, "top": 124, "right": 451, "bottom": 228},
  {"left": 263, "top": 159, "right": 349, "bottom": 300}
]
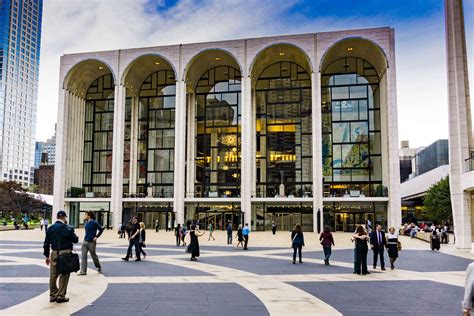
[
  {"left": 370, "top": 224, "right": 387, "bottom": 270},
  {"left": 78, "top": 211, "right": 104, "bottom": 275},
  {"left": 43, "top": 210, "right": 79, "bottom": 303},
  {"left": 122, "top": 217, "right": 141, "bottom": 261},
  {"left": 242, "top": 223, "right": 250, "bottom": 250}
]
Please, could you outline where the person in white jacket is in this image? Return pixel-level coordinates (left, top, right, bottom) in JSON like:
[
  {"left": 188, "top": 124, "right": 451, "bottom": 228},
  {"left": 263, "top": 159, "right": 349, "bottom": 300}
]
[{"left": 463, "top": 262, "right": 474, "bottom": 315}]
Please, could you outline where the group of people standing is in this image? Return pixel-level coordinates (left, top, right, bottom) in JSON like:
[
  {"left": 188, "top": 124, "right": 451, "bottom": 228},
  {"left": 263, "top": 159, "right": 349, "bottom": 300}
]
[{"left": 350, "top": 224, "right": 400, "bottom": 275}]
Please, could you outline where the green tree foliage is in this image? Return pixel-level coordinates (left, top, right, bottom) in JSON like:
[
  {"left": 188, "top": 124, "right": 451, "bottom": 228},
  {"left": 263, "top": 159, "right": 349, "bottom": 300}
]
[
  {"left": 422, "top": 177, "right": 452, "bottom": 224},
  {"left": 0, "top": 181, "right": 47, "bottom": 219}
]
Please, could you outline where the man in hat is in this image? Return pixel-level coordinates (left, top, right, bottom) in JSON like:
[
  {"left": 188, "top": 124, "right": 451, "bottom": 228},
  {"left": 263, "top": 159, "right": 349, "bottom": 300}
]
[{"left": 43, "top": 210, "right": 79, "bottom": 303}]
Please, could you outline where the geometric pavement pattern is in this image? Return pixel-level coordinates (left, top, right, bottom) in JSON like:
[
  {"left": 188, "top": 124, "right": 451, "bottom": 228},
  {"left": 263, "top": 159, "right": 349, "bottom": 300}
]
[{"left": 0, "top": 239, "right": 471, "bottom": 315}]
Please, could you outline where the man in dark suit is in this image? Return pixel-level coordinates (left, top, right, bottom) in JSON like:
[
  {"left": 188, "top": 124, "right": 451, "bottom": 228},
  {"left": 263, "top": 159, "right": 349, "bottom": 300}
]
[
  {"left": 370, "top": 224, "right": 387, "bottom": 270},
  {"left": 43, "top": 210, "right": 79, "bottom": 303}
]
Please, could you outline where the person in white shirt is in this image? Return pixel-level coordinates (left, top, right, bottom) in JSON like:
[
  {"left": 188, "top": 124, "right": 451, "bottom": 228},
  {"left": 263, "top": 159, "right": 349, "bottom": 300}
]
[{"left": 40, "top": 218, "right": 45, "bottom": 231}]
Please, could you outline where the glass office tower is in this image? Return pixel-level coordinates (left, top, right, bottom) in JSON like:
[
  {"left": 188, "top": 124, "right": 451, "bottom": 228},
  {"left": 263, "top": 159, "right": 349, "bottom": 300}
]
[{"left": 0, "top": 0, "right": 43, "bottom": 186}]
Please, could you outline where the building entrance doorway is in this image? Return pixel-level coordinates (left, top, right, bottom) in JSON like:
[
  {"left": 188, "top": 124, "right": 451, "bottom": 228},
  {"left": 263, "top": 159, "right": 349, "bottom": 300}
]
[
  {"left": 274, "top": 213, "right": 302, "bottom": 231},
  {"left": 335, "top": 212, "right": 374, "bottom": 232}
]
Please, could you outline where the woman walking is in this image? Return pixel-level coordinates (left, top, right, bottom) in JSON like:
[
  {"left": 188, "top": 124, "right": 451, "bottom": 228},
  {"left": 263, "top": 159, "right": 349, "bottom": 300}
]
[
  {"left": 139, "top": 222, "right": 147, "bottom": 259},
  {"left": 386, "top": 226, "right": 399, "bottom": 270},
  {"left": 189, "top": 224, "right": 205, "bottom": 261},
  {"left": 175, "top": 223, "right": 182, "bottom": 246},
  {"left": 352, "top": 225, "right": 370, "bottom": 275},
  {"left": 319, "top": 226, "right": 335, "bottom": 265},
  {"left": 181, "top": 224, "right": 187, "bottom": 246},
  {"left": 236, "top": 224, "right": 244, "bottom": 249},
  {"left": 291, "top": 224, "right": 305, "bottom": 264}
]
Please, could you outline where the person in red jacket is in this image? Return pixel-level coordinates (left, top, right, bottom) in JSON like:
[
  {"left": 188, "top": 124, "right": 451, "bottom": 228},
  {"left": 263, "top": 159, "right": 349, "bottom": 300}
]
[{"left": 320, "top": 226, "right": 335, "bottom": 265}]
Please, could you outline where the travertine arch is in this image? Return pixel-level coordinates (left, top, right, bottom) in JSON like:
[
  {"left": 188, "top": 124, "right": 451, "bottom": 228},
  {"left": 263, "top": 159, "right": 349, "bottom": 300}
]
[
  {"left": 250, "top": 42, "right": 313, "bottom": 83},
  {"left": 121, "top": 54, "right": 177, "bottom": 97},
  {"left": 320, "top": 37, "right": 388, "bottom": 77},
  {"left": 62, "top": 59, "right": 115, "bottom": 97},
  {"left": 183, "top": 48, "right": 242, "bottom": 92}
]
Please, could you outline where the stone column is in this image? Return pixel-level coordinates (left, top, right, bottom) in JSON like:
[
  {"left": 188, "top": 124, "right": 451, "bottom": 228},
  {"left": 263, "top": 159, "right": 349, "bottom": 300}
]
[
  {"left": 129, "top": 96, "right": 139, "bottom": 194},
  {"left": 312, "top": 72, "right": 323, "bottom": 233},
  {"left": 185, "top": 93, "right": 196, "bottom": 197},
  {"left": 386, "top": 29, "right": 402, "bottom": 230},
  {"left": 53, "top": 89, "right": 69, "bottom": 213},
  {"left": 111, "top": 84, "right": 126, "bottom": 228},
  {"left": 445, "top": 0, "right": 473, "bottom": 249},
  {"left": 174, "top": 80, "right": 186, "bottom": 225},
  {"left": 241, "top": 75, "right": 252, "bottom": 226}
]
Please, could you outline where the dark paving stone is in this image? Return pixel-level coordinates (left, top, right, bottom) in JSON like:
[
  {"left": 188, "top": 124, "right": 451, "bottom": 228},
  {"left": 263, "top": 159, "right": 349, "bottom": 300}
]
[
  {"left": 271, "top": 249, "right": 472, "bottom": 272},
  {"left": 96, "top": 247, "right": 190, "bottom": 257},
  {"left": 127, "top": 244, "right": 283, "bottom": 252},
  {"left": 89, "top": 259, "right": 212, "bottom": 277},
  {"left": 74, "top": 283, "right": 268, "bottom": 316},
  {"left": 0, "top": 240, "right": 44, "bottom": 245},
  {"left": 0, "top": 244, "right": 43, "bottom": 249},
  {"left": 0, "top": 251, "right": 47, "bottom": 260},
  {"left": 180, "top": 255, "right": 352, "bottom": 275},
  {"left": 0, "top": 264, "right": 49, "bottom": 277},
  {"left": 289, "top": 280, "right": 463, "bottom": 316},
  {"left": 0, "top": 283, "right": 48, "bottom": 309}
]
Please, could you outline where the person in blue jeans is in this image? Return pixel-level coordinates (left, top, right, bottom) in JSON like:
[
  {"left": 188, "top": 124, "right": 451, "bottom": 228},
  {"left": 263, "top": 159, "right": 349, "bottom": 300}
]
[
  {"left": 122, "top": 217, "right": 141, "bottom": 262},
  {"left": 242, "top": 223, "right": 250, "bottom": 250},
  {"left": 319, "top": 226, "right": 335, "bottom": 265},
  {"left": 78, "top": 211, "right": 104, "bottom": 275},
  {"left": 226, "top": 221, "right": 233, "bottom": 245},
  {"left": 291, "top": 224, "right": 305, "bottom": 264}
]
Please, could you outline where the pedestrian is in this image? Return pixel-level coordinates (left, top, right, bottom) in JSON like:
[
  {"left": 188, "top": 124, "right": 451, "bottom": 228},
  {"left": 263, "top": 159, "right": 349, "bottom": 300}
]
[
  {"left": 291, "top": 224, "right": 305, "bottom": 264},
  {"left": 370, "top": 224, "right": 387, "bottom": 270},
  {"left": 120, "top": 222, "right": 126, "bottom": 238},
  {"left": 226, "top": 222, "right": 233, "bottom": 244},
  {"left": 40, "top": 217, "right": 45, "bottom": 231},
  {"left": 462, "top": 262, "right": 474, "bottom": 316},
  {"left": 352, "top": 225, "right": 370, "bottom": 275},
  {"left": 155, "top": 219, "right": 159, "bottom": 233},
  {"left": 236, "top": 224, "right": 243, "bottom": 249},
  {"left": 441, "top": 224, "right": 449, "bottom": 244},
  {"left": 122, "top": 217, "right": 141, "bottom": 261},
  {"left": 319, "top": 225, "right": 335, "bottom": 265},
  {"left": 208, "top": 222, "right": 215, "bottom": 241},
  {"left": 44, "top": 218, "right": 49, "bottom": 231},
  {"left": 139, "top": 222, "right": 147, "bottom": 259},
  {"left": 181, "top": 224, "right": 187, "bottom": 246},
  {"left": 386, "top": 226, "right": 399, "bottom": 270},
  {"left": 272, "top": 221, "right": 277, "bottom": 235},
  {"left": 430, "top": 228, "right": 441, "bottom": 251},
  {"left": 43, "top": 210, "right": 79, "bottom": 303},
  {"left": 175, "top": 223, "right": 182, "bottom": 246},
  {"left": 78, "top": 211, "right": 103, "bottom": 275},
  {"left": 242, "top": 223, "right": 250, "bottom": 250},
  {"left": 189, "top": 224, "right": 205, "bottom": 261}
]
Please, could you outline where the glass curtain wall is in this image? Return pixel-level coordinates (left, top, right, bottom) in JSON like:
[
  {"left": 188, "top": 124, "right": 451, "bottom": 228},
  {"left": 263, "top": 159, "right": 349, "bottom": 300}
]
[
  {"left": 321, "top": 57, "right": 382, "bottom": 197},
  {"left": 137, "top": 70, "right": 176, "bottom": 197},
  {"left": 82, "top": 74, "right": 115, "bottom": 196},
  {"left": 256, "top": 62, "right": 312, "bottom": 197},
  {"left": 123, "top": 97, "right": 132, "bottom": 195},
  {"left": 194, "top": 66, "right": 241, "bottom": 198}
]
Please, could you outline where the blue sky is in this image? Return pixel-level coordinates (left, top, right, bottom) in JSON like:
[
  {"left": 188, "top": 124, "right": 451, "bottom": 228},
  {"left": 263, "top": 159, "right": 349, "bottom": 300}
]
[{"left": 38, "top": 0, "right": 473, "bottom": 148}]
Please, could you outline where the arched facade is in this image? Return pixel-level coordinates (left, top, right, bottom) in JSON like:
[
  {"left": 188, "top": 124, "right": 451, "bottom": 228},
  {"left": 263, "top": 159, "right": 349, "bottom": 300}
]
[{"left": 54, "top": 28, "right": 400, "bottom": 232}]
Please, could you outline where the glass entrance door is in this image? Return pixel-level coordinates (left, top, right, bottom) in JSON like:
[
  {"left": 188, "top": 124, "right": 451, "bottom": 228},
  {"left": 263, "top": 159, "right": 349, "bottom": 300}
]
[{"left": 335, "top": 213, "right": 355, "bottom": 232}]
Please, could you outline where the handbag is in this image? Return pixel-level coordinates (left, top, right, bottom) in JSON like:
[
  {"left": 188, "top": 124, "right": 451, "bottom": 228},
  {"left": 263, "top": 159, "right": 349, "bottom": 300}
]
[
  {"left": 186, "top": 244, "right": 192, "bottom": 253},
  {"left": 57, "top": 224, "right": 80, "bottom": 274},
  {"left": 397, "top": 241, "right": 402, "bottom": 252}
]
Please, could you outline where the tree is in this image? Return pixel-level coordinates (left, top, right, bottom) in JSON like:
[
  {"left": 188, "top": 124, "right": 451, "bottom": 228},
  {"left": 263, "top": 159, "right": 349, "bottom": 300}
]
[
  {"left": 422, "top": 177, "right": 452, "bottom": 225},
  {"left": 0, "top": 181, "right": 48, "bottom": 219}
]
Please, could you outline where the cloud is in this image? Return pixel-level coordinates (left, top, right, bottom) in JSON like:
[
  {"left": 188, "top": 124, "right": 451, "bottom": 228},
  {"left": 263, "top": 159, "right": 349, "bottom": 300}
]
[{"left": 37, "top": 0, "right": 473, "bottom": 151}]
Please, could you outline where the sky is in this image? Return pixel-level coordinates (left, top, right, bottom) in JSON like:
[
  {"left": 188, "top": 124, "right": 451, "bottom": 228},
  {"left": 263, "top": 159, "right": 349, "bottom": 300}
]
[{"left": 37, "top": 0, "right": 474, "bottom": 149}]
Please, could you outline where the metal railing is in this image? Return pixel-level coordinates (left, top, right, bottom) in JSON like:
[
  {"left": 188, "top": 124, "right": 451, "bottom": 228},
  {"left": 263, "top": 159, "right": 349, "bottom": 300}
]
[{"left": 465, "top": 149, "right": 474, "bottom": 172}]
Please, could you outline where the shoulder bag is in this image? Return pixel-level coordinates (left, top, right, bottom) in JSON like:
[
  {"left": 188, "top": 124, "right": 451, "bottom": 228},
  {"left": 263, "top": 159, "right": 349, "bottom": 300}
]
[{"left": 57, "top": 224, "right": 80, "bottom": 274}]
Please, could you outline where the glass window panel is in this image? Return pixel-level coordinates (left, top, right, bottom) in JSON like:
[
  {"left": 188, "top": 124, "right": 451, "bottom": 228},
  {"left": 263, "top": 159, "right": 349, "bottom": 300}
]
[
  {"left": 332, "top": 101, "right": 341, "bottom": 121},
  {"left": 331, "top": 86, "right": 349, "bottom": 100},
  {"left": 340, "top": 100, "right": 358, "bottom": 120},
  {"left": 370, "top": 132, "right": 381, "bottom": 155},
  {"left": 350, "top": 122, "right": 368, "bottom": 142},
  {"left": 332, "top": 145, "right": 342, "bottom": 167},
  {"left": 371, "top": 156, "right": 382, "bottom": 181},
  {"left": 334, "top": 74, "right": 357, "bottom": 85},
  {"left": 332, "top": 122, "right": 350, "bottom": 143},
  {"left": 359, "top": 100, "right": 368, "bottom": 120},
  {"left": 349, "top": 85, "right": 367, "bottom": 98},
  {"left": 342, "top": 144, "right": 360, "bottom": 167}
]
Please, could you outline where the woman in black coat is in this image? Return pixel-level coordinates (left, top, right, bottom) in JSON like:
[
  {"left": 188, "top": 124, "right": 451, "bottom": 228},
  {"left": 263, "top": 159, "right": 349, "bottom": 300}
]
[
  {"left": 189, "top": 224, "right": 205, "bottom": 261},
  {"left": 352, "top": 225, "right": 370, "bottom": 275},
  {"left": 291, "top": 224, "right": 305, "bottom": 264},
  {"left": 139, "top": 222, "right": 147, "bottom": 258}
]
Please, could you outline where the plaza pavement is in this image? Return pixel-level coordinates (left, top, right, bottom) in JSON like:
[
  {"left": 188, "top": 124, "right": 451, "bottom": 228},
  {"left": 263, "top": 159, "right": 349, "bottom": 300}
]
[{"left": 0, "top": 228, "right": 472, "bottom": 315}]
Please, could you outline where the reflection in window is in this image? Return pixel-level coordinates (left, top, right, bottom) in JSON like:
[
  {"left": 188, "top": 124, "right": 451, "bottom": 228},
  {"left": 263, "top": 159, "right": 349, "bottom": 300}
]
[
  {"left": 195, "top": 66, "right": 241, "bottom": 198},
  {"left": 256, "top": 62, "right": 312, "bottom": 197},
  {"left": 83, "top": 74, "right": 115, "bottom": 195},
  {"left": 322, "top": 57, "right": 382, "bottom": 197},
  {"left": 137, "top": 70, "right": 176, "bottom": 197}
]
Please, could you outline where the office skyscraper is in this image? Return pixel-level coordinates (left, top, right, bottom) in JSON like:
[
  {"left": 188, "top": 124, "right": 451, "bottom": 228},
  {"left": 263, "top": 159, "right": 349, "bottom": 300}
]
[{"left": 0, "top": 0, "right": 43, "bottom": 186}]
